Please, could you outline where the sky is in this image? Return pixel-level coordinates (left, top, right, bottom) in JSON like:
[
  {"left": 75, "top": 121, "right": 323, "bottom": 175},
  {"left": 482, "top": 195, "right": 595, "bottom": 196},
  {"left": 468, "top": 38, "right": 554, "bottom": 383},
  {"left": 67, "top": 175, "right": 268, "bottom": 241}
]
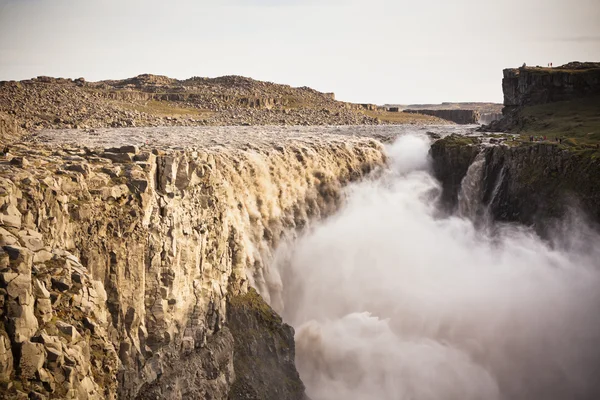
[{"left": 0, "top": 0, "right": 598, "bottom": 104}]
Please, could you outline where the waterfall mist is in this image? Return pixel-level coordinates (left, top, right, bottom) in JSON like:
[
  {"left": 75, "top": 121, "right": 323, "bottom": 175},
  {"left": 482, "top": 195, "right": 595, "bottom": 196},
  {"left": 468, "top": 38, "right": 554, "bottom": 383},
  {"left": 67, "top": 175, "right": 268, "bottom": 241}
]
[{"left": 270, "top": 134, "right": 600, "bottom": 400}]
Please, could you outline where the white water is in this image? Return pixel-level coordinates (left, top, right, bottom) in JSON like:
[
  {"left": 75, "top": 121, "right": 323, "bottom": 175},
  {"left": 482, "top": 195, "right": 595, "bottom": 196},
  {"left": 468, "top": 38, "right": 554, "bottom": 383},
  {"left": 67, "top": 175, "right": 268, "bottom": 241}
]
[{"left": 271, "top": 134, "right": 600, "bottom": 400}]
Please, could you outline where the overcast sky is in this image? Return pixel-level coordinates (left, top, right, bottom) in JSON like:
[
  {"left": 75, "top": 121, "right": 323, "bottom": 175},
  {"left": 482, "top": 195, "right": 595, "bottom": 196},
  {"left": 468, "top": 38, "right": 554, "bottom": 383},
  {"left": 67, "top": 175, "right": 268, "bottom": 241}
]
[{"left": 0, "top": 0, "right": 598, "bottom": 104}]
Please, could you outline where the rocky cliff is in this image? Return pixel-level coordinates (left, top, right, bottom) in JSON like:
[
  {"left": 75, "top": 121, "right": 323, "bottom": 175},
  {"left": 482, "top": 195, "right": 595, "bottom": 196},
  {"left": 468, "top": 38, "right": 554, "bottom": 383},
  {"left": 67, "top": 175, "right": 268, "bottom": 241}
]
[
  {"left": 430, "top": 136, "right": 600, "bottom": 232},
  {"left": 487, "top": 62, "right": 600, "bottom": 131},
  {"left": 404, "top": 109, "right": 480, "bottom": 124},
  {"left": 0, "top": 129, "right": 386, "bottom": 399}
]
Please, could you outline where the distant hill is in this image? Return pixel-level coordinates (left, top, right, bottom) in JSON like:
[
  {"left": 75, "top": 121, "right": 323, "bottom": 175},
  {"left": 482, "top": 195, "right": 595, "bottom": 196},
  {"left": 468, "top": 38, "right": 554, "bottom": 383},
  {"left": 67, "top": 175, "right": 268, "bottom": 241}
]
[{"left": 0, "top": 74, "right": 445, "bottom": 132}]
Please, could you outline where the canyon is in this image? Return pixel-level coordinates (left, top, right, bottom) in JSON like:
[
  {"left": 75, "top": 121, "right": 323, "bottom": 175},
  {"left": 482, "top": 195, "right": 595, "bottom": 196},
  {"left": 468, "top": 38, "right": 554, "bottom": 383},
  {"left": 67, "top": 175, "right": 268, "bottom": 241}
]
[{"left": 0, "top": 61, "right": 599, "bottom": 399}]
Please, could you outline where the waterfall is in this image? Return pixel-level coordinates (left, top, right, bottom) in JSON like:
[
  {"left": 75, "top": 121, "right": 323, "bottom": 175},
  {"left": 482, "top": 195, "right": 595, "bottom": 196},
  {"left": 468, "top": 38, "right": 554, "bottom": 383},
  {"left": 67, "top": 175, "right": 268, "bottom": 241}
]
[
  {"left": 457, "top": 152, "right": 485, "bottom": 221},
  {"left": 274, "top": 134, "right": 600, "bottom": 400}
]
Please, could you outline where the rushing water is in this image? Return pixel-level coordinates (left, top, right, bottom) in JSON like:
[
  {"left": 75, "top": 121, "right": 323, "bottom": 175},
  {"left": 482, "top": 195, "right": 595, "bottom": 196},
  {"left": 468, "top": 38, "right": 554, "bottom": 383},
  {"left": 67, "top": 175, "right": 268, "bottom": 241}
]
[{"left": 271, "top": 134, "right": 600, "bottom": 400}]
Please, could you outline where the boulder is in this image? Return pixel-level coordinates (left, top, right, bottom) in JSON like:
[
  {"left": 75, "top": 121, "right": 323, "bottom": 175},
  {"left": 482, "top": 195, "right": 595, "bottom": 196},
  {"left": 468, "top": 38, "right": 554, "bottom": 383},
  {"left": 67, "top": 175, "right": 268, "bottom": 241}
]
[{"left": 19, "top": 340, "right": 46, "bottom": 379}]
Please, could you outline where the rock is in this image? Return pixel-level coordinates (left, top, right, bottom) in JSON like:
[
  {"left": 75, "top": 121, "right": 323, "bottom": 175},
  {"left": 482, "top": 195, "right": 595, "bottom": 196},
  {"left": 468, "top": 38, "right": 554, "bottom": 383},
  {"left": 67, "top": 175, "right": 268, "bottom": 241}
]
[
  {"left": 55, "top": 321, "right": 82, "bottom": 343},
  {"left": 0, "top": 333, "right": 13, "bottom": 380},
  {"left": 9, "top": 156, "right": 29, "bottom": 167},
  {"left": 3, "top": 245, "right": 33, "bottom": 274},
  {"left": 28, "top": 391, "right": 47, "bottom": 400},
  {"left": 8, "top": 302, "right": 38, "bottom": 343},
  {"left": 100, "top": 152, "right": 133, "bottom": 163},
  {"left": 64, "top": 163, "right": 91, "bottom": 176},
  {"left": 4, "top": 273, "right": 30, "bottom": 299},
  {"left": 0, "top": 227, "right": 18, "bottom": 246},
  {"left": 227, "top": 288, "right": 306, "bottom": 400},
  {"left": 0, "top": 213, "right": 21, "bottom": 229},
  {"left": 51, "top": 276, "right": 72, "bottom": 292},
  {"left": 19, "top": 340, "right": 46, "bottom": 379},
  {"left": 33, "top": 249, "right": 53, "bottom": 264},
  {"left": 35, "top": 298, "right": 53, "bottom": 323},
  {"left": 18, "top": 234, "right": 44, "bottom": 252}
]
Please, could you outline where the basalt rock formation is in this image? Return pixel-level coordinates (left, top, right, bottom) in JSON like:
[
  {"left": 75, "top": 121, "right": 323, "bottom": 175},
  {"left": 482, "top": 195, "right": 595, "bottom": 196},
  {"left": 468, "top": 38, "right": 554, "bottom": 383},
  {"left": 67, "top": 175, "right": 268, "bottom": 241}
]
[
  {"left": 486, "top": 62, "right": 600, "bottom": 131},
  {"left": 0, "top": 129, "right": 386, "bottom": 399},
  {"left": 404, "top": 109, "right": 480, "bottom": 124},
  {"left": 430, "top": 135, "right": 600, "bottom": 232}
]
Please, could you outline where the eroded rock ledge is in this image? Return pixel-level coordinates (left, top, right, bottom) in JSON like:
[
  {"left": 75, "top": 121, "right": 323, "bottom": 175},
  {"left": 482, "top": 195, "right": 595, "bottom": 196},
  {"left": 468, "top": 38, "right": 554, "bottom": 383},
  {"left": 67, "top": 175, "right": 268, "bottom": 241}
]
[
  {"left": 430, "top": 135, "right": 600, "bottom": 232},
  {"left": 0, "top": 130, "right": 386, "bottom": 399}
]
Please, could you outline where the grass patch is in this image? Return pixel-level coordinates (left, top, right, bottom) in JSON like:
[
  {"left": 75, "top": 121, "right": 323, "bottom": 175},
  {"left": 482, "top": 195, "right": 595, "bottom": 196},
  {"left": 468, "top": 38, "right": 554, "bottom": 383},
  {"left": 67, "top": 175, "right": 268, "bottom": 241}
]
[
  {"left": 361, "top": 110, "right": 447, "bottom": 124},
  {"left": 120, "top": 100, "right": 213, "bottom": 118},
  {"left": 514, "top": 95, "right": 600, "bottom": 149},
  {"left": 438, "top": 134, "right": 480, "bottom": 147}
]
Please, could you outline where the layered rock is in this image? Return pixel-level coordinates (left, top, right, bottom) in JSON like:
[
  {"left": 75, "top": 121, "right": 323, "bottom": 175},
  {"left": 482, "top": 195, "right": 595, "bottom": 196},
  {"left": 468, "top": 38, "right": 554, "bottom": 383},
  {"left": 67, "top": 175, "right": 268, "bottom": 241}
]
[
  {"left": 0, "top": 129, "right": 386, "bottom": 399},
  {"left": 486, "top": 62, "right": 600, "bottom": 131},
  {"left": 430, "top": 136, "right": 600, "bottom": 231},
  {"left": 503, "top": 63, "right": 600, "bottom": 108},
  {"left": 404, "top": 109, "right": 480, "bottom": 124}
]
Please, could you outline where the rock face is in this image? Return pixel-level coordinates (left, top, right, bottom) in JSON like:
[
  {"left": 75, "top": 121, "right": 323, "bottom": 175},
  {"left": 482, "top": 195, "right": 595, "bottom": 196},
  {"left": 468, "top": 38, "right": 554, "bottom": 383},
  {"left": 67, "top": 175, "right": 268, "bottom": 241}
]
[
  {"left": 227, "top": 288, "right": 305, "bottom": 400},
  {"left": 486, "top": 62, "right": 600, "bottom": 131},
  {"left": 503, "top": 63, "right": 600, "bottom": 108},
  {"left": 404, "top": 109, "right": 480, "bottom": 124},
  {"left": 429, "top": 136, "right": 481, "bottom": 211},
  {"left": 0, "top": 112, "right": 21, "bottom": 143},
  {"left": 430, "top": 137, "right": 600, "bottom": 232},
  {"left": 0, "top": 129, "right": 386, "bottom": 399}
]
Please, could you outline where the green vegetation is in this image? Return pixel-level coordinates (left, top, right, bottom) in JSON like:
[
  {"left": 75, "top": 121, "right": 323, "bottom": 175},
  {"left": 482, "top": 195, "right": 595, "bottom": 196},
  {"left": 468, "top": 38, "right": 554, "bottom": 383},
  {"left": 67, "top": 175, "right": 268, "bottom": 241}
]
[
  {"left": 229, "top": 288, "right": 282, "bottom": 328},
  {"left": 438, "top": 134, "right": 480, "bottom": 147},
  {"left": 514, "top": 95, "right": 600, "bottom": 151},
  {"left": 120, "top": 100, "right": 213, "bottom": 118},
  {"left": 361, "top": 110, "right": 444, "bottom": 124}
]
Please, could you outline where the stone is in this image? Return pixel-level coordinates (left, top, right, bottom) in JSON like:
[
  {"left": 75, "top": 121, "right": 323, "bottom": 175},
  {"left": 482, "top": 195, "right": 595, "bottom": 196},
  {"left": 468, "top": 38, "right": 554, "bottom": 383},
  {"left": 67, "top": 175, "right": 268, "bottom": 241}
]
[
  {"left": 64, "top": 163, "right": 91, "bottom": 176},
  {"left": 9, "top": 302, "right": 38, "bottom": 342},
  {"left": 19, "top": 340, "right": 45, "bottom": 378},
  {"left": 28, "top": 391, "right": 47, "bottom": 400},
  {"left": 0, "top": 227, "right": 18, "bottom": 246},
  {"left": 100, "top": 152, "right": 133, "bottom": 163},
  {"left": 4, "top": 272, "right": 30, "bottom": 299},
  {"left": 35, "top": 298, "right": 53, "bottom": 323},
  {"left": 33, "top": 249, "right": 53, "bottom": 264},
  {"left": 19, "top": 235, "right": 46, "bottom": 253},
  {"left": 51, "top": 276, "right": 72, "bottom": 292},
  {"left": 0, "top": 333, "right": 13, "bottom": 380},
  {"left": 3, "top": 245, "right": 33, "bottom": 274},
  {"left": 56, "top": 321, "right": 82, "bottom": 343}
]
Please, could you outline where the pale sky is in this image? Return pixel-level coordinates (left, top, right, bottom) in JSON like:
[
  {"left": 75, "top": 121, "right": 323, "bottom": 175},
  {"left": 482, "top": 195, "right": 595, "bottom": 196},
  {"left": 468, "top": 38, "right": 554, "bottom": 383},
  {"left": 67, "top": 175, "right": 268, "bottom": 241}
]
[{"left": 0, "top": 0, "right": 598, "bottom": 104}]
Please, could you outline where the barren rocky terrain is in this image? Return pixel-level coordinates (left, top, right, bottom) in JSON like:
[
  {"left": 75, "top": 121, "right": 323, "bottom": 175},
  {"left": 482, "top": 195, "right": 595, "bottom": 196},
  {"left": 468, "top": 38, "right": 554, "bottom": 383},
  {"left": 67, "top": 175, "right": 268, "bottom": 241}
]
[{"left": 0, "top": 74, "right": 446, "bottom": 140}]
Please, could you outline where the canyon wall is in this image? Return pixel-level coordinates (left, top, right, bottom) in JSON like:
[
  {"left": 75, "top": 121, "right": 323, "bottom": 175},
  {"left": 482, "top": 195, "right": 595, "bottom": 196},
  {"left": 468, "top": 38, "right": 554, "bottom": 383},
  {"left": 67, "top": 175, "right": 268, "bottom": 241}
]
[
  {"left": 0, "top": 133, "right": 386, "bottom": 399},
  {"left": 404, "top": 109, "right": 480, "bottom": 124},
  {"left": 430, "top": 136, "right": 600, "bottom": 231},
  {"left": 487, "top": 62, "right": 600, "bottom": 131},
  {"left": 503, "top": 64, "right": 600, "bottom": 108}
]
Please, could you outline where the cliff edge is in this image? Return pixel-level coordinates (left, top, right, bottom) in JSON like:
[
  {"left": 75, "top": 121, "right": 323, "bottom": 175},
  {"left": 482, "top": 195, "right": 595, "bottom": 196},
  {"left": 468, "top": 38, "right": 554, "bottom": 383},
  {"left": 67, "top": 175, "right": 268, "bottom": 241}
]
[
  {"left": 487, "top": 62, "right": 600, "bottom": 132},
  {"left": 0, "top": 128, "right": 386, "bottom": 399}
]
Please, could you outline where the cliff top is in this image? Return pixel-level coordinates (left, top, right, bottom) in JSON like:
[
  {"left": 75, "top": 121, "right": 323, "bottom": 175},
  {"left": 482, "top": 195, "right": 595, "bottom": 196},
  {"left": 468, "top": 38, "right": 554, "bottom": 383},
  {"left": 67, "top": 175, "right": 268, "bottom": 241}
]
[{"left": 506, "top": 61, "right": 600, "bottom": 75}]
